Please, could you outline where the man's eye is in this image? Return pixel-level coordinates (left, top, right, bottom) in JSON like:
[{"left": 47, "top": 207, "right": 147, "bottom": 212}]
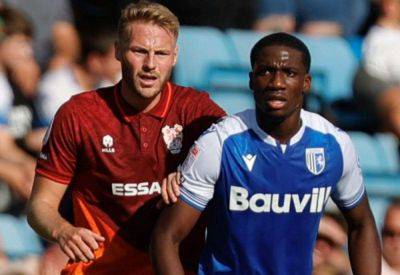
[
  {"left": 133, "top": 49, "right": 146, "bottom": 54},
  {"left": 286, "top": 70, "right": 296, "bottom": 77},
  {"left": 156, "top": 51, "right": 169, "bottom": 56},
  {"left": 257, "top": 68, "right": 271, "bottom": 75}
]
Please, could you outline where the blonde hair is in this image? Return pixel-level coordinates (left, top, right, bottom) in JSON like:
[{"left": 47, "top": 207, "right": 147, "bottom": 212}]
[{"left": 118, "top": 1, "right": 179, "bottom": 46}]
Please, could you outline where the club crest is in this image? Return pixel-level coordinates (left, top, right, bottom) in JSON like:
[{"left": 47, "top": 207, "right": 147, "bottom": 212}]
[
  {"left": 162, "top": 124, "right": 183, "bottom": 154},
  {"left": 305, "top": 148, "right": 325, "bottom": 175}
]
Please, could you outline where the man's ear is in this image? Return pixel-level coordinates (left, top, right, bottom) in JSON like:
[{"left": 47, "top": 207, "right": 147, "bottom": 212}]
[
  {"left": 249, "top": 72, "right": 254, "bottom": 91},
  {"left": 172, "top": 44, "right": 178, "bottom": 66},
  {"left": 115, "top": 41, "right": 122, "bottom": 61},
  {"left": 302, "top": 73, "right": 312, "bottom": 96}
]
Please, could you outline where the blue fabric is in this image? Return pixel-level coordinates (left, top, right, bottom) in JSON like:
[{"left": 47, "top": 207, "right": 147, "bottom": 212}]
[
  {"left": 0, "top": 112, "right": 8, "bottom": 125},
  {"left": 198, "top": 127, "right": 344, "bottom": 274}
]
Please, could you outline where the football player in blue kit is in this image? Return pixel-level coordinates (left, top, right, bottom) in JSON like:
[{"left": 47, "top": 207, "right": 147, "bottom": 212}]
[{"left": 150, "top": 32, "right": 381, "bottom": 275}]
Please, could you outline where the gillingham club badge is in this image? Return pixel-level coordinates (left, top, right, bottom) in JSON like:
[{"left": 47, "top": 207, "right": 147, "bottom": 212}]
[
  {"left": 162, "top": 124, "right": 183, "bottom": 154},
  {"left": 305, "top": 148, "right": 325, "bottom": 175}
]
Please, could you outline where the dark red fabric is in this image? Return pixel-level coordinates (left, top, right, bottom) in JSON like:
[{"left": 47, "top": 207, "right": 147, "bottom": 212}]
[{"left": 36, "top": 81, "right": 226, "bottom": 274}]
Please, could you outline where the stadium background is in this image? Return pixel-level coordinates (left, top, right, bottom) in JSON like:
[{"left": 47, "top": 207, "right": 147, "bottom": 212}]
[{"left": 0, "top": 0, "right": 397, "bottom": 274}]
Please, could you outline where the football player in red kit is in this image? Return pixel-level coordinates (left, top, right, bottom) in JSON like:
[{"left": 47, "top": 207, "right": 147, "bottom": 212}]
[{"left": 27, "top": 1, "right": 225, "bottom": 274}]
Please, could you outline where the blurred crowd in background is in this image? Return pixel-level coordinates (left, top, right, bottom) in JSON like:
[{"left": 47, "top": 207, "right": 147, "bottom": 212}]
[{"left": 0, "top": 0, "right": 399, "bottom": 274}]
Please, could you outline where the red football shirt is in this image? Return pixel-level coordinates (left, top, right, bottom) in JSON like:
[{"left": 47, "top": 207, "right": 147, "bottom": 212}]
[{"left": 36, "top": 81, "right": 225, "bottom": 274}]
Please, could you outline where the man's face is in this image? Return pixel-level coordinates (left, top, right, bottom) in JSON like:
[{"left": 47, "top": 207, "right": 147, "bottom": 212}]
[
  {"left": 383, "top": 207, "right": 400, "bottom": 267},
  {"left": 115, "top": 22, "right": 177, "bottom": 99},
  {"left": 250, "top": 45, "right": 311, "bottom": 120}
]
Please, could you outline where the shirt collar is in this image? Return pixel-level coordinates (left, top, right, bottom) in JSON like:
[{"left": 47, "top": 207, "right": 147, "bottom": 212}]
[
  {"left": 250, "top": 109, "right": 306, "bottom": 146},
  {"left": 114, "top": 81, "right": 173, "bottom": 123}
]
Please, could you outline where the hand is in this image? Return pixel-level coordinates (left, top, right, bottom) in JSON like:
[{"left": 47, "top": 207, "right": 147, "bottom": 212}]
[
  {"left": 54, "top": 223, "right": 105, "bottom": 263},
  {"left": 161, "top": 172, "right": 181, "bottom": 205}
]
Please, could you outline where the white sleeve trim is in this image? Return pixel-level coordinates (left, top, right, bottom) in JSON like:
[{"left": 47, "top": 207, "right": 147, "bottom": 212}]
[
  {"left": 331, "top": 131, "right": 365, "bottom": 209},
  {"left": 179, "top": 126, "right": 223, "bottom": 211}
]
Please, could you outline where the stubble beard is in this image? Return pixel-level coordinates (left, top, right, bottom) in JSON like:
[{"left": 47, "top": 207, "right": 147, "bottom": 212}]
[{"left": 123, "top": 68, "right": 172, "bottom": 100}]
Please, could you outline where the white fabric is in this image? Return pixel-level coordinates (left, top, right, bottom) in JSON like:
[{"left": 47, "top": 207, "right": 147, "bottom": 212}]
[
  {"left": 180, "top": 109, "right": 365, "bottom": 210},
  {"left": 301, "top": 110, "right": 365, "bottom": 209},
  {"left": 37, "top": 66, "right": 82, "bottom": 124},
  {"left": 382, "top": 257, "right": 400, "bottom": 275},
  {"left": 180, "top": 115, "right": 246, "bottom": 209}
]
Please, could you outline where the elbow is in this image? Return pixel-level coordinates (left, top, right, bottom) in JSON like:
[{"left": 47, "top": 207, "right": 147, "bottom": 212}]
[
  {"left": 150, "top": 219, "right": 181, "bottom": 262},
  {"left": 150, "top": 221, "right": 170, "bottom": 255},
  {"left": 26, "top": 200, "right": 37, "bottom": 230}
]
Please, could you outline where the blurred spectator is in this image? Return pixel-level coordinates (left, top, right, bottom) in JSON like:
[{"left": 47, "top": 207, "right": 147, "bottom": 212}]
[
  {"left": 156, "top": 0, "right": 255, "bottom": 29},
  {"left": 0, "top": 214, "right": 42, "bottom": 275},
  {"left": 36, "top": 28, "right": 121, "bottom": 127},
  {"left": 3, "top": 0, "right": 80, "bottom": 70},
  {"left": 70, "top": 0, "right": 256, "bottom": 31},
  {"left": 0, "top": 8, "right": 41, "bottom": 271},
  {"left": 253, "top": 0, "right": 369, "bottom": 36},
  {"left": 353, "top": 0, "right": 400, "bottom": 139},
  {"left": 313, "top": 213, "right": 352, "bottom": 275},
  {"left": 382, "top": 200, "right": 400, "bottom": 274},
  {"left": 70, "top": 0, "right": 130, "bottom": 33},
  {"left": 0, "top": 5, "right": 39, "bottom": 203}
]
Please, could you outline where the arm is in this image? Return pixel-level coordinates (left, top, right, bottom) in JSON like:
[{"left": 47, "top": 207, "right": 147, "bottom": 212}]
[
  {"left": 0, "top": 128, "right": 35, "bottom": 199},
  {"left": 23, "top": 127, "right": 46, "bottom": 153},
  {"left": 0, "top": 158, "right": 32, "bottom": 199},
  {"left": 0, "top": 127, "right": 35, "bottom": 165},
  {"left": 151, "top": 200, "right": 201, "bottom": 275},
  {"left": 341, "top": 196, "right": 381, "bottom": 275},
  {"left": 27, "top": 175, "right": 105, "bottom": 262}
]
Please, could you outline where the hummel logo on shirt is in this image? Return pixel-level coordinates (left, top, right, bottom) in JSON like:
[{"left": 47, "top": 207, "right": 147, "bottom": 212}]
[
  {"left": 102, "top": 135, "right": 115, "bottom": 153},
  {"left": 242, "top": 154, "right": 257, "bottom": 171}
]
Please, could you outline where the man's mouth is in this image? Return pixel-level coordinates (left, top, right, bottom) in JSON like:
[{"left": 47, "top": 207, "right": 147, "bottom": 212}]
[
  {"left": 138, "top": 74, "right": 158, "bottom": 87},
  {"left": 266, "top": 94, "right": 287, "bottom": 109}
]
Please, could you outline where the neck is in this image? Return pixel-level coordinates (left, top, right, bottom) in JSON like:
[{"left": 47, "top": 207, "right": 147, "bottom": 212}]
[
  {"left": 378, "top": 17, "right": 400, "bottom": 29},
  {"left": 120, "top": 79, "right": 162, "bottom": 113},
  {"left": 73, "top": 65, "right": 95, "bottom": 91},
  {"left": 256, "top": 108, "right": 302, "bottom": 144}
]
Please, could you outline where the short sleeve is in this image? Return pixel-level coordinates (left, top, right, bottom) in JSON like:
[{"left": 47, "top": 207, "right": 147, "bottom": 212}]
[
  {"left": 180, "top": 126, "right": 223, "bottom": 211},
  {"left": 35, "top": 100, "right": 80, "bottom": 184},
  {"left": 331, "top": 132, "right": 365, "bottom": 210}
]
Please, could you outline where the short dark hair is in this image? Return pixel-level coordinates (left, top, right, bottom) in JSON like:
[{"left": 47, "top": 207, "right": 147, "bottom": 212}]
[
  {"left": 0, "top": 5, "right": 33, "bottom": 38},
  {"left": 250, "top": 32, "right": 311, "bottom": 72},
  {"left": 80, "top": 28, "right": 117, "bottom": 63}
]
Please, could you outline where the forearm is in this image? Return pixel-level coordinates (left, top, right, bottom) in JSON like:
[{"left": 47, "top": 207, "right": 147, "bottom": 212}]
[
  {"left": 348, "top": 222, "right": 381, "bottom": 274},
  {"left": 27, "top": 199, "right": 72, "bottom": 243},
  {"left": 150, "top": 228, "right": 185, "bottom": 275},
  {"left": 0, "top": 129, "right": 34, "bottom": 163}
]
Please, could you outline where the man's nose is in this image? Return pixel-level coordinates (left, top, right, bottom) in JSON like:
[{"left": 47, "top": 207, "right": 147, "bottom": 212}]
[
  {"left": 269, "top": 71, "right": 286, "bottom": 89},
  {"left": 143, "top": 53, "right": 156, "bottom": 71}
]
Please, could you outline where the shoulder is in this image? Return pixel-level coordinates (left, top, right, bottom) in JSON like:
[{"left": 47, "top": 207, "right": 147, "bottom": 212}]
[
  {"left": 302, "top": 110, "right": 353, "bottom": 149},
  {"left": 170, "top": 83, "right": 217, "bottom": 106},
  {"left": 169, "top": 82, "right": 225, "bottom": 119},
  {"left": 58, "top": 86, "right": 114, "bottom": 117},
  {"left": 203, "top": 109, "right": 252, "bottom": 142},
  {"left": 69, "top": 85, "right": 114, "bottom": 107}
]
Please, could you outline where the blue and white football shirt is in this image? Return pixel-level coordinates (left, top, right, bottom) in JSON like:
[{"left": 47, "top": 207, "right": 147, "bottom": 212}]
[{"left": 180, "top": 109, "right": 365, "bottom": 275}]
